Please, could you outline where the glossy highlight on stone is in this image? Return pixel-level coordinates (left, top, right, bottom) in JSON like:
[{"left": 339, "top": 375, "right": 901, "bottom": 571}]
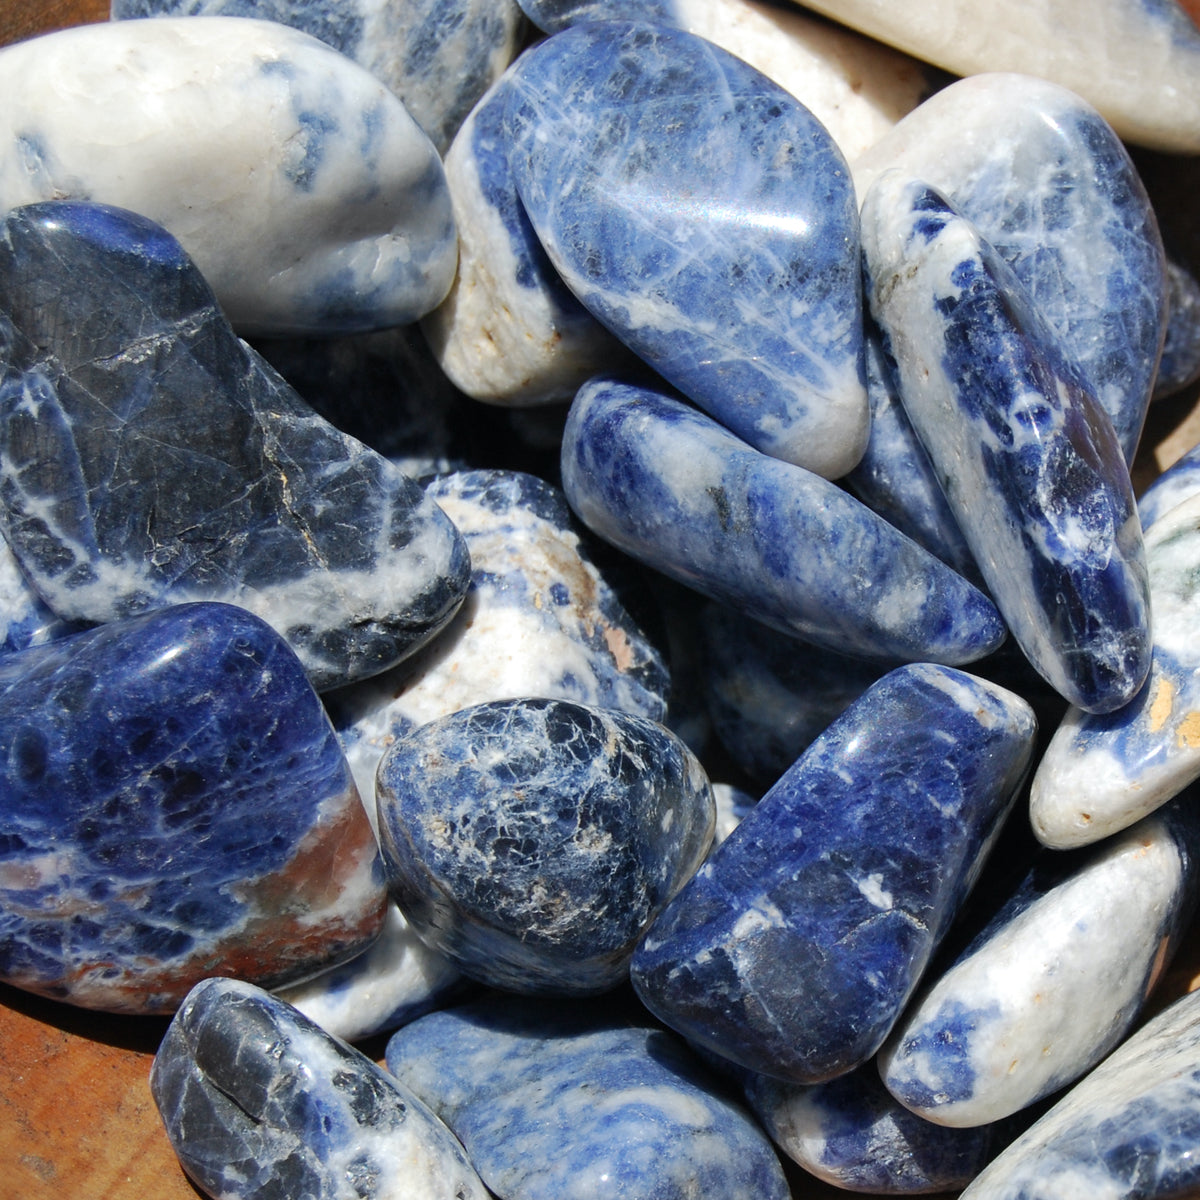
[
  {"left": 504, "top": 20, "right": 869, "bottom": 478},
  {"left": 0, "top": 602, "right": 386, "bottom": 1013},
  {"left": 631, "top": 664, "right": 1036, "bottom": 1084}
]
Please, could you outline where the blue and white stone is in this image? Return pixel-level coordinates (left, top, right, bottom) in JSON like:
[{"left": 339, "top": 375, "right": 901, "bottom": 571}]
[
  {"left": 112, "top": 0, "right": 525, "bottom": 154},
  {"left": 1155, "top": 254, "right": 1200, "bottom": 401},
  {"left": 957, "top": 984, "right": 1200, "bottom": 1199},
  {"left": 376, "top": 696, "right": 713, "bottom": 995},
  {"left": 1031, "top": 491, "right": 1200, "bottom": 848},
  {"left": 790, "top": 0, "right": 1200, "bottom": 154},
  {"left": 514, "top": 0, "right": 930, "bottom": 162},
  {"left": 0, "top": 201, "right": 470, "bottom": 692},
  {"left": 562, "top": 375, "right": 1006, "bottom": 666},
  {"left": 0, "top": 17, "right": 456, "bottom": 334},
  {"left": 0, "top": 530, "right": 80, "bottom": 654},
  {"left": 881, "top": 800, "right": 1200, "bottom": 1127},
  {"left": 1138, "top": 438, "right": 1200, "bottom": 532},
  {"left": 711, "top": 782, "right": 758, "bottom": 849},
  {"left": 505, "top": 20, "right": 869, "bottom": 479},
  {"left": 151, "top": 978, "right": 488, "bottom": 1200},
  {"left": 744, "top": 1059, "right": 1017, "bottom": 1194},
  {"left": 325, "top": 469, "right": 669, "bottom": 823},
  {"left": 0, "top": 603, "right": 386, "bottom": 1014},
  {"left": 630, "top": 664, "right": 1036, "bottom": 1084},
  {"left": 422, "top": 73, "right": 636, "bottom": 407},
  {"left": 854, "top": 73, "right": 1169, "bottom": 464},
  {"left": 384, "top": 993, "right": 791, "bottom": 1200},
  {"left": 861, "top": 172, "right": 1152, "bottom": 714}
]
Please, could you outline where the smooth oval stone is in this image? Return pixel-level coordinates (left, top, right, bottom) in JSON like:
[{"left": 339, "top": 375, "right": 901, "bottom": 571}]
[
  {"left": 562, "top": 375, "right": 1006, "bottom": 666},
  {"left": 790, "top": 0, "right": 1200, "bottom": 154},
  {"left": 861, "top": 172, "right": 1151, "bottom": 714},
  {"left": 1155, "top": 255, "right": 1200, "bottom": 401},
  {"left": 1137, "top": 438, "right": 1200, "bottom": 532},
  {"left": 881, "top": 801, "right": 1200, "bottom": 1127},
  {"left": 1031, "top": 491, "right": 1200, "bottom": 848},
  {"left": 854, "top": 73, "right": 1168, "bottom": 465},
  {"left": 0, "top": 17, "right": 456, "bottom": 334},
  {"left": 0, "top": 602, "right": 386, "bottom": 1013},
  {"left": 0, "top": 201, "right": 470, "bottom": 692},
  {"left": 384, "top": 994, "right": 791, "bottom": 1200},
  {"left": 376, "top": 696, "right": 714, "bottom": 995},
  {"left": 151, "top": 978, "right": 488, "bottom": 1200},
  {"left": 957, "top": 985, "right": 1200, "bottom": 1199},
  {"left": 630, "top": 664, "right": 1037, "bottom": 1085},
  {"left": 327, "top": 468, "right": 669, "bottom": 824},
  {"left": 112, "top": 0, "right": 525, "bottom": 154},
  {"left": 504, "top": 20, "right": 869, "bottom": 479}
]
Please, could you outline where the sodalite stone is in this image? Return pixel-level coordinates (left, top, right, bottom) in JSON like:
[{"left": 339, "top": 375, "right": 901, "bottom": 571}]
[
  {"left": 504, "top": 20, "right": 870, "bottom": 479},
  {"left": 630, "top": 664, "right": 1036, "bottom": 1085},
  {"left": 151, "top": 978, "right": 489, "bottom": 1200},
  {"left": 112, "top": 0, "right": 525, "bottom": 154},
  {"left": 0, "top": 17, "right": 456, "bottom": 334},
  {"left": 0, "top": 201, "right": 470, "bottom": 692},
  {"left": 1137, "top": 438, "right": 1200, "bottom": 531},
  {"left": 861, "top": 173, "right": 1152, "bottom": 714},
  {"left": 854, "top": 73, "right": 1168, "bottom": 464},
  {"left": 326, "top": 469, "right": 669, "bottom": 822},
  {"left": 1031, "top": 492, "right": 1200, "bottom": 848},
  {"left": 881, "top": 799, "right": 1200, "bottom": 1128},
  {"left": 0, "top": 530, "right": 80, "bottom": 654},
  {"left": 791, "top": 0, "right": 1200, "bottom": 153},
  {"left": 383, "top": 994, "right": 791, "bottom": 1200},
  {"left": 376, "top": 697, "right": 713, "bottom": 995},
  {"left": 0, "top": 603, "right": 386, "bottom": 1014},
  {"left": 1155, "top": 255, "right": 1200, "bottom": 400},
  {"left": 562, "top": 375, "right": 1006, "bottom": 666},
  {"left": 958, "top": 985, "right": 1200, "bottom": 1199}
]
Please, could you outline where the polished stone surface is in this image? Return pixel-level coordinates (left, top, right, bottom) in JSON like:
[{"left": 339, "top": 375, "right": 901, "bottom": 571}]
[
  {"left": 1137, "top": 437, "right": 1200, "bottom": 531},
  {"left": 0, "top": 603, "right": 386, "bottom": 1013},
  {"left": 1155, "top": 254, "right": 1200, "bottom": 400},
  {"left": 0, "top": 530, "right": 81, "bottom": 654},
  {"left": 384, "top": 993, "right": 791, "bottom": 1200},
  {"left": 151, "top": 978, "right": 488, "bottom": 1200},
  {"left": 562, "top": 375, "right": 1006, "bottom": 666},
  {"left": 0, "top": 17, "right": 456, "bottom": 333},
  {"left": 376, "top": 696, "right": 713, "bottom": 995},
  {"left": 0, "top": 201, "right": 470, "bottom": 692},
  {"left": 882, "top": 800, "right": 1200, "bottom": 1127},
  {"left": 862, "top": 173, "right": 1151, "bottom": 714},
  {"left": 505, "top": 20, "right": 869, "bottom": 478},
  {"left": 631, "top": 664, "right": 1036, "bottom": 1084}
]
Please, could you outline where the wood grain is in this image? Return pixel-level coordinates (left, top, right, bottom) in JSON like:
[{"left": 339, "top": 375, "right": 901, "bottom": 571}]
[{"left": 0, "top": 0, "right": 108, "bottom": 46}]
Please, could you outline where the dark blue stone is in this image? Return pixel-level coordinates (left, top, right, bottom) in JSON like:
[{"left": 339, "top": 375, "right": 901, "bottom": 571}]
[{"left": 630, "top": 664, "right": 1036, "bottom": 1084}]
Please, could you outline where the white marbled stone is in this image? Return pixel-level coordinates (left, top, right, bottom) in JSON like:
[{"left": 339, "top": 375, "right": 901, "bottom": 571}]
[{"left": 0, "top": 18, "right": 457, "bottom": 334}]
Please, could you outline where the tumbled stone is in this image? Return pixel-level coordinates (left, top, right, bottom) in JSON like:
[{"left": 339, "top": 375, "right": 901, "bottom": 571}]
[
  {"left": 862, "top": 173, "right": 1151, "bottom": 714},
  {"left": 1155, "top": 255, "right": 1200, "bottom": 401},
  {"left": 882, "top": 799, "right": 1200, "bottom": 1127},
  {"left": 384, "top": 993, "right": 791, "bottom": 1200},
  {"left": 1137, "top": 437, "right": 1200, "bottom": 531},
  {"left": 504, "top": 20, "right": 868, "bottom": 478},
  {"left": 631, "top": 664, "right": 1036, "bottom": 1084},
  {"left": 151, "top": 978, "right": 488, "bottom": 1200},
  {"left": 0, "top": 201, "right": 470, "bottom": 692},
  {"left": 0, "top": 602, "right": 386, "bottom": 1013},
  {"left": 0, "top": 17, "right": 456, "bottom": 333},
  {"left": 562, "top": 375, "right": 1006, "bottom": 666},
  {"left": 376, "top": 696, "right": 713, "bottom": 995}
]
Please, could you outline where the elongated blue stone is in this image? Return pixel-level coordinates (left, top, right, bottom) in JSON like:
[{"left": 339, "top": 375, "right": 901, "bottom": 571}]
[
  {"left": 384, "top": 994, "right": 791, "bottom": 1200},
  {"left": 504, "top": 20, "right": 869, "bottom": 479},
  {"left": 151, "top": 978, "right": 488, "bottom": 1200},
  {"left": 562, "top": 375, "right": 1006, "bottom": 666},
  {"left": 376, "top": 696, "right": 713, "bottom": 995},
  {"left": 861, "top": 173, "right": 1151, "bottom": 714},
  {"left": 630, "top": 664, "right": 1036, "bottom": 1084},
  {"left": 0, "top": 603, "right": 386, "bottom": 1013},
  {"left": 0, "top": 201, "right": 470, "bottom": 692}
]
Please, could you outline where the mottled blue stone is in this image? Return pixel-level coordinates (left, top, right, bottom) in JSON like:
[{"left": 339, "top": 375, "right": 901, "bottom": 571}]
[
  {"left": 504, "top": 20, "right": 869, "bottom": 479},
  {"left": 630, "top": 664, "right": 1036, "bottom": 1084},
  {"left": 0, "top": 528, "right": 81, "bottom": 654},
  {"left": 1155, "top": 254, "right": 1200, "bottom": 400},
  {"left": 1137, "top": 438, "right": 1200, "bottom": 531},
  {"left": 515, "top": 0, "right": 677, "bottom": 32},
  {"left": 861, "top": 173, "right": 1151, "bottom": 714},
  {"left": 376, "top": 696, "right": 713, "bottom": 995},
  {"left": 0, "top": 602, "right": 386, "bottom": 1013},
  {"left": 0, "top": 201, "right": 470, "bottom": 692},
  {"left": 384, "top": 993, "right": 791, "bottom": 1200},
  {"left": 151, "top": 978, "right": 488, "bottom": 1200},
  {"left": 112, "top": 0, "right": 525, "bottom": 153},
  {"left": 562, "top": 375, "right": 1006, "bottom": 666}
]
